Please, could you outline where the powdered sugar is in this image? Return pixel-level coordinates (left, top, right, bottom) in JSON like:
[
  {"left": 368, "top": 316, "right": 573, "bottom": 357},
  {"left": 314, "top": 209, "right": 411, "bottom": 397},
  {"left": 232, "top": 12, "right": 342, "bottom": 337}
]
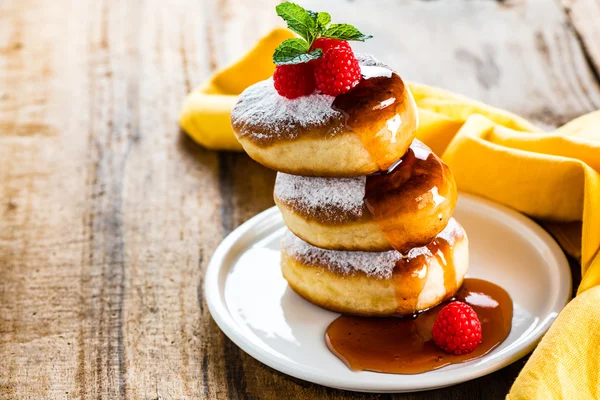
[
  {"left": 231, "top": 78, "right": 344, "bottom": 143},
  {"left": 274, "top": 173, "right": 366, "bottom": 224},
  {"left": 281, "top": 219, "right": 464, "bottom": 279},
  {"left": 354, "top": 53, "right": 390, "bottom": 69},
  {"left": 231, "top": 54, "right": 391, "bottom": 145},
  {"left": 282, "top": 230, "right": 401, "bottom": 279}
]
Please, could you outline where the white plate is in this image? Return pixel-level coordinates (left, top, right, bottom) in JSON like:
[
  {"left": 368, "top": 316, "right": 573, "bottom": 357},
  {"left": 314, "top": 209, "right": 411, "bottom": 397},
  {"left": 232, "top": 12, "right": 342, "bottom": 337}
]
[{"left": 205, "top": 193, "right": 571, "bottom": 393}]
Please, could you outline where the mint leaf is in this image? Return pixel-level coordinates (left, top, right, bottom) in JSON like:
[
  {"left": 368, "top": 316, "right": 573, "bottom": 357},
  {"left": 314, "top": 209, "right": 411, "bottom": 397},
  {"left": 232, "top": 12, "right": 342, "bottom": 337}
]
[
  {"left": 273, "top": 38, "right": 323, "bottom": 65},
  {"left": 316, "top": 12, "right": 331, "bottom": 28},
  {"left": 276, "top": 2, "right": 316, "bottom": 42},
  {"left": 307, "top": 10, "right": 330, "bottom": 36},
  {"left": 323, "top": 24, "right": 373, "bottom": 41}
]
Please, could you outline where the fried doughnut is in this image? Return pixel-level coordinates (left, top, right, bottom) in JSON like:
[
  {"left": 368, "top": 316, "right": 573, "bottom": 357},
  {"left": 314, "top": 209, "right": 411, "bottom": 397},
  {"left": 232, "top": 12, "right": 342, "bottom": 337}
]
[
  {"left": 274, "top": 140, "right": 457, "bottom": 253},
  {"left": 281, "top": 218, "right": 469, "bottom": 316},
  {"left": 231, "top": 54, "right": 418, "bottom": 177}
]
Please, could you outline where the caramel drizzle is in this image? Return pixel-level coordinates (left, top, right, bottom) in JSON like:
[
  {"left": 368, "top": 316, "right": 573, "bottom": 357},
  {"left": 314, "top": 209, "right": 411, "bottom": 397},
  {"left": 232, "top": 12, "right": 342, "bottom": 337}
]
[
  {"left": 363, "top": 141, "right": 451, "bottom": 254},
  {"left": 391, "top": 234, "right": 455, "bottom": 314},
  {"left": 392, "top": 258, "right": 429, "bottom": 316},
  {"left": 362, "top": 137, "right": 457, "bottom": 315},
  {"left": 332, "top": 66, "right": 417, "bottom": 171}
]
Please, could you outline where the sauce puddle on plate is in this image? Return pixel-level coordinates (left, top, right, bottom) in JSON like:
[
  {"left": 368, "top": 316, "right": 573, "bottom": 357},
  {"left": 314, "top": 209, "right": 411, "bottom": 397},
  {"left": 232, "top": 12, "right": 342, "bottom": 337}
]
[{"left": 325, "top": 278, "right": 513, "bottom": 374}]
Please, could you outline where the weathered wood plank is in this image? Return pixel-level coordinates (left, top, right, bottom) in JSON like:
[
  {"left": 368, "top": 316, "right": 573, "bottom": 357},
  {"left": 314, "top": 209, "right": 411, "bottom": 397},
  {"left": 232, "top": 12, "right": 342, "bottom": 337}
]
[
  {"left": 561, "top": 0, "right": 600, "bottom": 82},
  {"left": 0, "top": 0, "right": 229, "bottom": 398},
  {"left": 0, "top": 0, "right": 92, "bottom": 398},
  {"left": 109, "top": 1, "right": 225, "bottom": 399}
]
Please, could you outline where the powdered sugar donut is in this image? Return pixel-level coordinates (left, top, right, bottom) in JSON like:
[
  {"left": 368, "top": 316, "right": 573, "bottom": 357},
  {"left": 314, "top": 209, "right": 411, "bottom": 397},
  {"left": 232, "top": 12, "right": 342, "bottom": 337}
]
[
  {"left": 274, "top": 140, "right": 457, "bottom": 253},
  {"left": 231, "top": 54, "right": 418, "bottom": 176},
  {"left": 280, "top": 218, "right": 469, "bottom": 316}
]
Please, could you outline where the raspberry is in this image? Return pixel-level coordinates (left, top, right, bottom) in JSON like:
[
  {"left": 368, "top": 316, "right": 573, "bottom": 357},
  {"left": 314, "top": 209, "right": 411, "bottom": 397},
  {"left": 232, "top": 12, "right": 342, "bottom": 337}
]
[
  {"left": 313, "top": 46, "right": 361, "bottom": 96},
  {"left": 432, "top": 301, "right": 482, "bottom": 355},
  {"left": 310, "top": 38, "right": 351, "bottom": 54},
  {"left": 273, "top": 63, "right": 316, "bottom": 99}
]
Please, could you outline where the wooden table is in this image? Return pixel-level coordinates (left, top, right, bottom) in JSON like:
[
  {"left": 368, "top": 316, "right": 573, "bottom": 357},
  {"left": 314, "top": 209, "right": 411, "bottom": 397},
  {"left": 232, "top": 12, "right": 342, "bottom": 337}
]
[{"left": 1, "top": 0, "right": 598, "bottom": 398}]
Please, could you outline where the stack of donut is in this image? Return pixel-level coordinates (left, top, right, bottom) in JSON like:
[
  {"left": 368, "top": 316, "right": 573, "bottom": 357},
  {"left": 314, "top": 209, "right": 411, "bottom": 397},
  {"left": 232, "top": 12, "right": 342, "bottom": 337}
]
[{"left": 231, "top": 54, "right": 468, "bottom": 316}]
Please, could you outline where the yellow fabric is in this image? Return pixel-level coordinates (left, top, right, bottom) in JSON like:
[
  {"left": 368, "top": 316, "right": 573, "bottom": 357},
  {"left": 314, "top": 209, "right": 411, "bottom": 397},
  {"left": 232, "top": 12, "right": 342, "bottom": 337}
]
[
  {"left": 180, "top": 29, "right": 600, "bottom": 399},
  {"left": 509, "top": 286, "right": 600, "bottom": 399}
]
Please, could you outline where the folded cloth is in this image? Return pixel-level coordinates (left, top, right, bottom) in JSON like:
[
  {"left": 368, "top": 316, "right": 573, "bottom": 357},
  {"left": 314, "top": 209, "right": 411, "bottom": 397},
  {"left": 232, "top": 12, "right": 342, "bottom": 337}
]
[{"left": 180, "top": 29, "right": 600, "bottom": 399}]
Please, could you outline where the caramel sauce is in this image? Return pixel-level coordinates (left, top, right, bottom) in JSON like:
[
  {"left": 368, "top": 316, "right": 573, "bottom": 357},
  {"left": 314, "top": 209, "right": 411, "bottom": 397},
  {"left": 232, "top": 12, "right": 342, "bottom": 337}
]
[
  {"left": 325, "top": 278, "right": 513, "bottom": 374},
  {"left": 392, "top": 259, "right": 429, "bottom": 316},
  {"left": 332, "top": 66, "right": 417, "bottom": 170},
  {"left": 442, "top": 248, "right": 457, "bottom": 297},
  {"left": 391, "top": 229, "right": 457, "bottom": 314},
  {"left": 433, "top": 234, "right": 457, "bottom": 297},
  {"left": 364, "top": 141, "right": 457, "bottom": 253}
]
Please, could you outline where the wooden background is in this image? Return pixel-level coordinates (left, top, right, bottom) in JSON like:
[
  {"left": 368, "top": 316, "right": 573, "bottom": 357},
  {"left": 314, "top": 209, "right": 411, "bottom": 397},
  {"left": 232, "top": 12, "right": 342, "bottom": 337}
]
[{"left": 1, "top": 0, "right": 598, "bottom": 399}]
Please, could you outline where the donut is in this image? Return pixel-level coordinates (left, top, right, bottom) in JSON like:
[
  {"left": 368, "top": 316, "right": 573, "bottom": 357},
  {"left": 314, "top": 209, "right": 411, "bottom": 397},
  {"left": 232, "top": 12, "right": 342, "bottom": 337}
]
[
  {"left": 280, "top": 218, "right": 469, "bottom": 316},
  {"left": 231, "top": 54, "right": 418, "bottom": 177},
  {"left": 274, "top": 140, "right": 457, "bottom": 253}
]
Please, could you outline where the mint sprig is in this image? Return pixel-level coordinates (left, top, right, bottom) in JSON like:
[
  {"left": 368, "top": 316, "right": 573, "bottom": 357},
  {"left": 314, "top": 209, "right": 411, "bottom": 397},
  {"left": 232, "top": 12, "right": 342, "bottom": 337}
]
[
  {"left": 273, "top": 2, "right": 372, "bottom": 66},
  {"left": 273, "top": 38, "right": 323, "bottom": 65}
]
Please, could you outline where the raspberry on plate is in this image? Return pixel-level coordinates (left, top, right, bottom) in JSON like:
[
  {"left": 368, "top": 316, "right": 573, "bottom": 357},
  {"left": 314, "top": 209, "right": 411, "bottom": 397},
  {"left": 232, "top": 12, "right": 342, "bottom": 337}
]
[
  {"left": 310, "top": 38, "right": 351, "bottom": 55},
  {"left": 313, "top": 46, "right": 362, "bottom": 96},
  {"left": 432, "top": 301, "right": 482, "bottom": 355},
  {"left": 273, "top": 63, "right": 316, "bottom": 99}
]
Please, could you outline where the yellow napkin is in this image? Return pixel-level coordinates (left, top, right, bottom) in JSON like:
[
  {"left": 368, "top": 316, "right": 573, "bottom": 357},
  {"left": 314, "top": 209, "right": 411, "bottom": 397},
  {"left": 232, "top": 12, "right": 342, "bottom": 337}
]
[{"left": 180, "top": 29, "right": 600, "bottom": 399}]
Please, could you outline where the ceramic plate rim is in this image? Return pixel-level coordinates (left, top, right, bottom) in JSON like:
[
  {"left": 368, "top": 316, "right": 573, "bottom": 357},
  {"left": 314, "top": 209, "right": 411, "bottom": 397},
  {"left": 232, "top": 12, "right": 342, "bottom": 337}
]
[{"left": 205, "top": 193, "right": 571, "bottom": 393}]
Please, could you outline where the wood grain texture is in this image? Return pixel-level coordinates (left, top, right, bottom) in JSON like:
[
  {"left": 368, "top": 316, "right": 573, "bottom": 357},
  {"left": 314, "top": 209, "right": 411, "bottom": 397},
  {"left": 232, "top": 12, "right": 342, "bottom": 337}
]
[
  {"left": 562, "top": 0, "right": 600, "bottom": 83},
  {"left": 0, "top": 0, "right": 597, "bottom": 399}
]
